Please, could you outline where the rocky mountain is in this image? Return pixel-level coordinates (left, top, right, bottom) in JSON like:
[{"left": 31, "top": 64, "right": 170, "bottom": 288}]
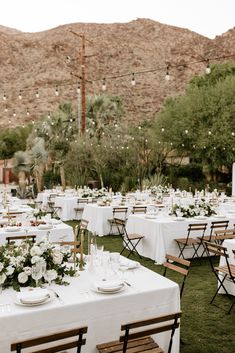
[{"left": 0, "top": 18, "right": 234, "bottom": 129}]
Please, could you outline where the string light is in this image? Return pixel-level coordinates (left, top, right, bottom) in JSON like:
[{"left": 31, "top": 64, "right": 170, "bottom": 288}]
[
  {"left": 205, "top": 59, "right": 211, "bottom": 74},
  {"left": 165, "top": 65, "right": 170, "bottom": 81},
  {"left": 77, "top": 82, "right": 81, "bottom": 94},
  {"left": 102, "top": 78, "right": 106, "bottom": 91},
  {"left": 55, "top": 86, "right": 59, "bottom": 96},
  {"left": 26, "top": 108, "right": 30, "bottom": 116},
  {"left": 3, "top": 92, "right": 7, "bottom": 101},
  {"left": 4, "top": 106, "right": 8, "bottom": 113},
  {"left": 18, "top": 90, "right": 22, "bottom": 100},
  {"left": 48, "top": 111, "right": 51, "bottom": 119},
  {"left": 131, "top": 73, "right": 136, "bottom": 86},
  {"left": 35, "top": 89, "right": 39, "bottom": 98},
  {"left": 13, "top": 110, "right": 16, "bottom": 117}
]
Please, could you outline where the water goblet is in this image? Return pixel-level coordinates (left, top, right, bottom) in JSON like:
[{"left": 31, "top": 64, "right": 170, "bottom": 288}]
[{"left": 32, "top": 262, "right": 42, "bottom": 287}]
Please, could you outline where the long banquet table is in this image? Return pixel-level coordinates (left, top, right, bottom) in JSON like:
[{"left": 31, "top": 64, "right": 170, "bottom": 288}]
[
  {"left": 0, "top": 221, "right": 74, "bottom": 244},
  {"left": 126, "top": 214, "right": 235, "bottom": 264},
  {"left": 82, "top": 203, "right": 155, "bottom": 236},
  {"left": 0, "top": 263, "right": 180, "bottom": 353}
]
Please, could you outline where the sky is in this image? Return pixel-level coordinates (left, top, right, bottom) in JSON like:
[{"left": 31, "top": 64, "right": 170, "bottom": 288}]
[{"left": 0, "top": 0, "right": 234, "bottom": 39}]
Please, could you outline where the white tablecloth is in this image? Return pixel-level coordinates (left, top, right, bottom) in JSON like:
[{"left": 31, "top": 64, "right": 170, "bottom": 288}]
[
  {"left": 126, "top": 214, "right": 235, "bottom": 264},
  {"left": 0, "top": 264, "right": 180, "bottom": 353},
  {"left": 0, "top": 222, "right": 74, "bottom": 244},
  {"left": 82, "top": 204, "right": 155, "bottom": 236},
  {"left": 54, "top": 196, "right": 86, "bottom": 221}
]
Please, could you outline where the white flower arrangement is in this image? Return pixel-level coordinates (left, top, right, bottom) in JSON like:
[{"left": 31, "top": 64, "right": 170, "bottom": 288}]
[
  {"left": 0, "top": 239, "right": 75, "bottom": 291},
  {"left": 150, "top": 185, "right": 171, "bottom": 196},
  {"left": 170, "top": 199, "right": 216, "bottom": 218}
]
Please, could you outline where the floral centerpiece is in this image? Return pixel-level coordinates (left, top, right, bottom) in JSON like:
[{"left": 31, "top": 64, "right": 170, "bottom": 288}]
[
  {"left": 170, "top": 199, "right": 216, "bottom": 218},
  {"left": 33, "top": 207, "right": 47, "bottom": 220},
  {"left": 150, "top": 185, "right": 171, "bottom": 197},
  {"left": 0, "top": 239, "right": 75, "bottom": 291}
]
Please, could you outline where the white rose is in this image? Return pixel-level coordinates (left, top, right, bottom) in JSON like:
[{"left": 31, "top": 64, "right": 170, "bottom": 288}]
[
  {"left": 9, "top": 257, "right": 17, "bottom": 266},
  {"left": 0, "top": 262, "right": 4, "bottom": 271},
  {"left": 18, "top": 272, "right": 28, "bottom": 284},
  {"left": 52, "top": 250, "right": 63, "bottom": 265},
  {"left": 30, "top": 245, "right": 42, "bottom": 257},
  {"left": 6, "top": 266, "right": 14, "bottom": 276},
  {"left": 45, "top": 269, "right": 57, "bottom": 282},
  {"left": 16, "top": 256, "right": 25, "bottom": 266},
  {"left": 31, "top": 255, "right": 41, "bottom": 264},
  {"left": 0, "top": 273, "right": 7, "bottom": 285},
  {"left": 23, "top": 266, "right": 32, "bottom": 275}
]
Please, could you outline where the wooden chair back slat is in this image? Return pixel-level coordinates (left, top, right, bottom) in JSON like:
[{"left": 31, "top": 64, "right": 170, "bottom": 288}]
[{"left": 11, "top": 327, "right": 87, "bottom": 352}]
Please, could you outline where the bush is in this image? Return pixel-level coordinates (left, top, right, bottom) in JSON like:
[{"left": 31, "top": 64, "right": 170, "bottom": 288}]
[{"left": 43, "top": 170, "right": 60, "bottom": 189}]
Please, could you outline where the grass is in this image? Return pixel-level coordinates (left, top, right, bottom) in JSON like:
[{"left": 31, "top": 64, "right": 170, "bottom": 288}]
[{"left": 67, "top": 221, "right": 235, "bottom": 353}]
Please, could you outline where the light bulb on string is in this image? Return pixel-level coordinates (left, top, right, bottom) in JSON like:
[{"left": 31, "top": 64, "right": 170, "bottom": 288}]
[
  {"left": 165, "top": 65, "right": 170, "bottom": 81},
  {"left": 205, "top": 59, "right": 211, "bottom": 74},
  {"left": 55, "top": 86, "right": 59, "bottom": 96},
  {"left": 131, "top": 73, "right": 136, "bottom": 86},
  {"left": 3, "top": 92, "right": 7, "bottom": 101},
  {"left": 26, "top": 108, "right": 30, "bottom": 116},
  {"left": 18, "top": 90, "right": 22, "bottom": 100},
  {"left": 35, "top": 89, "right": 39, "bottom": 98},
  {"left": 13, "top": 110, "right": 16, "bottom": 117},
  {"left": 32, "top": 120, "right": 35, "bottom": 125},
  {"left": 102, "top": 78, "right": 106, "bottom": 91},
  {"left": 77, "top": 82, "right": 81, "bottom": 94},
  {"left": 48, "top": 112, "right": 51, "bottom": 119},
  {"left": 4, "top": 106, "right": 8, "bottom": 113}
]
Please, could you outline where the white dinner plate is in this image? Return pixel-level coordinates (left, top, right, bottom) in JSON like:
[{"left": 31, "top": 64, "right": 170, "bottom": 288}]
[
  {"left": 37, "top": 224, "right": 53, "bottom": 230},
  {"left": 15, "top": 293, "right": 53, "bottom": 307},
  {"left": 145, "top": 214, "right": 157, "bottom": 219},
  {"left": 5, "top": 227, "right": 21, "bottom": 232},
  {"left": 173, "top": 217, "right": 185, "bottom": 221},
  {"left": 91, "top": 282, "right": 125, "bottom": 294}
]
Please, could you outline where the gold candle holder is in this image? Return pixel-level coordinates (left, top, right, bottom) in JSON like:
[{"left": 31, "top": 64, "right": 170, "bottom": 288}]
[{"left": 79, "top": 229, "right": 85, "bottom": 271}]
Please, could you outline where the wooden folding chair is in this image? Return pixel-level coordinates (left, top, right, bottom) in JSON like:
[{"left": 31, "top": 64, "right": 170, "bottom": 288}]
[
  {"left": 114, "top": 218, "right": 144, "bottom": 259},
  {"left": 203, "top": 241, "right": 235, "bottom": 314},
  {"left": 6, "top": 235, "right": 36, "bottom": 244},
  {"left": 132, "top": 206, "right": 147, "bottom": 214},
  {"left": 213, "top": 228, "right": 235, "bottom": 245},
  {"left": 96, "top": 311, "right": 181, "bottom": 353},
  {"left": 108, "top": 207, "right": 128, "bottom": 235},
  {"left": 198, "top": 220, "right": 229, "bottom": 256},
  {"left": 11, "top": 326, "right": 88, "bottom": 353},
  {"left": 163, "top": 254, "right": 190, "bottom": 298},
  {"left": 74, "top": 198, "right": 89, "bottom": 218},
  {"left": 174, "top": 223, "right": 207, "bottom": 260},
  {"left": 47, "top": 195, "right": 61, "bottom": 218}
]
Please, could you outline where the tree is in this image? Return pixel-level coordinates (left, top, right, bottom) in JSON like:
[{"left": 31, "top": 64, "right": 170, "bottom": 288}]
[
  {"left": 28, "top": 138, "right": 48, "bottom": 193},
  {"left": 153, "top": 63, "right": 235, "bottom": 182},
  {"left": 86, "top": 94, "right": 124, "bottom": 140},
  {"left": 12, "top": 151, "right": 31, "bottom": 196}
]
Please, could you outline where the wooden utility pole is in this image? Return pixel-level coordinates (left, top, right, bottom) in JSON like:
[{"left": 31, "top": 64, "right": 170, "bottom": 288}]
[
  {"left": 80, "top": 34, "right": 86, "bottom": 134},
  {"left": 70, "top": 31, "right": 86, "bottom": 135}
]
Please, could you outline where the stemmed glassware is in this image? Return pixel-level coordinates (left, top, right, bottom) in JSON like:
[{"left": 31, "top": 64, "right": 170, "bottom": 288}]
[{"left": 32, "top": 262, "right": 43, "bottom": 287}]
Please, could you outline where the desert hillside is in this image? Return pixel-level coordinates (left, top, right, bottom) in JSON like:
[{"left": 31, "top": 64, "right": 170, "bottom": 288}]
[{"left": 0, "top": 18, "right": 234, "bottom": 128}]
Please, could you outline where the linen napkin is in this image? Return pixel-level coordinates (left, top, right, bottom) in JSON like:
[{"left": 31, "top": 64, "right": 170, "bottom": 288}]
[
  {"left": 94, "top": 279, "right": 124, "bottom": 292},
  {"left": 17, "top": 289, "right": 50, "bottom": 304}
]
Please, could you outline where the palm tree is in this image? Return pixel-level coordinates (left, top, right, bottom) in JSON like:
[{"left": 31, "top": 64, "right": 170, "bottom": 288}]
[
  {"left": 12, "top": 151, "right": 31, "bottom": 196},
  {"left": 28, "top": 138, "right": 48, "bottom": 193}
]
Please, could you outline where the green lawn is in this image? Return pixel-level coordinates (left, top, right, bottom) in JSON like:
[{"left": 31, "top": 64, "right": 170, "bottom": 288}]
[{"left": 67, "top": 221, "right": 235, "bottom": 353}]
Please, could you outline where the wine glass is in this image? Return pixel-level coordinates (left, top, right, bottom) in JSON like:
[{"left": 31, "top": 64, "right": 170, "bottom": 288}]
[{"left": 32, "top": 263, "right": 43, "bottom": 287}]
